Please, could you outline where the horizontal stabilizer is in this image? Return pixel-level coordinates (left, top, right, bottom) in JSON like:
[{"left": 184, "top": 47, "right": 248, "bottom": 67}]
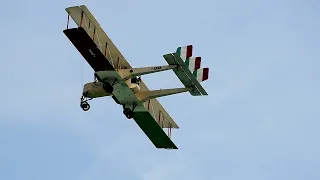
[
  {"left": 163, "top": 45, "right": 209, "bottom": 96},
  {"left": 163, "top": 53, "right": 208, "bottom": 96}
]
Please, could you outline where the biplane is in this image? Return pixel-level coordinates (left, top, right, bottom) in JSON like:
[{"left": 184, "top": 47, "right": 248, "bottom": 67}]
[{"left": 63, "top": 5, "right": 209, "bottom": 149}]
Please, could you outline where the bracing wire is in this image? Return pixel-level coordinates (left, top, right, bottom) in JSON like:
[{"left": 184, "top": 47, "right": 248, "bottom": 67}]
[{"left": 79, "top": 56, "right": 84, "bottom": 91}]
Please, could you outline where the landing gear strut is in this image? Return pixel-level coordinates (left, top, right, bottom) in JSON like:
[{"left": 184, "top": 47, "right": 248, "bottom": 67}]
[{"left": 80, "top": 95, "right": 92, "bottom": 111}]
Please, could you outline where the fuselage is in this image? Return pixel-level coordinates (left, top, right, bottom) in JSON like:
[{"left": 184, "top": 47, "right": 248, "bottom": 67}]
[{"left": 83, "top": 77, "right": 140, "bottom": 98}]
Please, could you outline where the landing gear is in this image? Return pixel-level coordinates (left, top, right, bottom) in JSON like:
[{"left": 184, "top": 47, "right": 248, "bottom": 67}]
[
  {"left": 80, "top": 101, "right": 90, "bottom": 111},
  {"left": 122, "top": 103, "right": 137, "bottom": 119},
  {"left": 123, "top": 108, "right": 134, "bottom": 119},
  {"left": 80, "top": 95, "right": 92, "bottom": 111}
]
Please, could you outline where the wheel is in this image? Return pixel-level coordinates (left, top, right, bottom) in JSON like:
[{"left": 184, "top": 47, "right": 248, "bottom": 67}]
[
  {"left": 123, "top": 108, "right": 134, "bottom": 119},
  {"left": 103, "top": 83, "right": 114, "bottom": 93},
  {"left": 80, "top": 102, "right": 90, "bottom": 111},
  {"left": 126, "top": 111, "right": 134, "bottom": 119}
]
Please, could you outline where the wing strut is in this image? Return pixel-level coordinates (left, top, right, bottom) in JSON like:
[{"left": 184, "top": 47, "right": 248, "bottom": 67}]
[
  {"left": 80, "top": 10, "right": 84, "bottom": 27},
  {"left": 67, "top": 14, "right": 70, "bottom": 29}
]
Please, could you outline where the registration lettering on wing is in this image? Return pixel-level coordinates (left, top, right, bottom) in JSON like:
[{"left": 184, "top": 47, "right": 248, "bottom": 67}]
[
  {"left": 88, "top": 49, "right": 96, "bottom": 57},
  {"left": 151, "top": 66, "right": 162, "bottom": 70}
]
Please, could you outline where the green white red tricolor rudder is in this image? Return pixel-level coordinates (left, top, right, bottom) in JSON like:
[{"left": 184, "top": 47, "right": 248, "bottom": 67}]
[
  {"left": 193, "top": 68, "right": 209, "bottom": 82},
  {"left": 185, "top": 57, "right": 201, "bottom": 72},
  {"left": 176, "top": 45, "right": 209, "bottom": 82},
  {"left": 176, "top": 45, "right": 193, "bottom": 61}
]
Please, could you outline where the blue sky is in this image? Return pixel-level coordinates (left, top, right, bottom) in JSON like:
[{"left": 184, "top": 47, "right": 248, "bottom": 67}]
[{"left": 0, "top": 0, "right": 319, "bottom": 179}]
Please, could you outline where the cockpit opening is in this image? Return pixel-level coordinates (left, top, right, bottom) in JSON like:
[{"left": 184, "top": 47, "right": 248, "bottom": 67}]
[{"left": 131, "top": 76, "right": 141, "bottom": 85}]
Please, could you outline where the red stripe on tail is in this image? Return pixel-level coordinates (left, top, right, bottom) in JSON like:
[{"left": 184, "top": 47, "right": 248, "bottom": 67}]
[
  {"left": 195, "top": 57, "right": 201, "bottom": 70},
  {"left": 203, "top": 68, "right": 209, "bottom": 81},
  {"left": 186, "top": 45, "right": 193, "bottom": 58}
]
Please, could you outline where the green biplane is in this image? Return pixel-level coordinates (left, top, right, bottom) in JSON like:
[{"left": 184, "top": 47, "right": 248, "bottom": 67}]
[{"left": 63, "top": 5, "right": 209, "bottom": 149}]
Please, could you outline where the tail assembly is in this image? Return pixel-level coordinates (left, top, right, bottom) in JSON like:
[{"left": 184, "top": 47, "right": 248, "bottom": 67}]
[
  {"left": 176, "top": 45, "right": 209, "bottom": 83},
  {"left": 163, "top": 45, "right": 209, "bottom": 96}
]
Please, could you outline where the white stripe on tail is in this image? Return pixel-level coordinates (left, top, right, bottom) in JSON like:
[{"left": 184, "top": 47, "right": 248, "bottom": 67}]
[{"left": 193, "top": 68, "right": 209, "bottom": 82}]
